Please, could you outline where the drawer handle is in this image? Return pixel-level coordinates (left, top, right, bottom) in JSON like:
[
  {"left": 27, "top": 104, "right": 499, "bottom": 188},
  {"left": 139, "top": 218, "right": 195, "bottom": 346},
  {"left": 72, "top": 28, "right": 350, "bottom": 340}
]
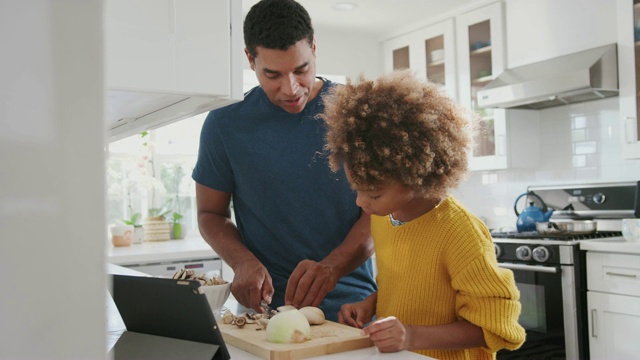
[
  {"left": 605, "top": 271, "right": 637, "bottom": 278},
  {"left": 591, "top": 309, "right": 597, "bottom": 338}
]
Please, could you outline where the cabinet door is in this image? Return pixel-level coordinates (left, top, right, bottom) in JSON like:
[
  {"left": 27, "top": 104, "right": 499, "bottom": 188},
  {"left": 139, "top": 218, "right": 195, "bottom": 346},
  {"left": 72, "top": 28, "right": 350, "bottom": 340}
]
[
  {"left": 618, "top": 0, "right": 640, "bottom": 158},
  {"left": 382, "top": 19, "right": 457, "bottom": 100},
  {"left": 588, "top": 291, "right": 640, "bottom": 358},
  {"left": 456, "top": 2, "right": 508, "bottom": 170},
  {"left": 106, "top": 0, "right": 232, "bottom": 95}
]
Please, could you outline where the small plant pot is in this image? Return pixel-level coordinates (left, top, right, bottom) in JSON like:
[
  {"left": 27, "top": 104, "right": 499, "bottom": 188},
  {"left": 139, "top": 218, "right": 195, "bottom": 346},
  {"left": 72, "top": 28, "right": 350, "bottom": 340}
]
[
  {"left": 142, "top": 216, "right": 170, "bottom": 242},
  {"left": 170, "top": 222, "right": 186, "bottom": 240},
  {"left": 110, "top": 224, "right": 134, "bottom": 247},
  {"left": 132, "top": 226, "right": 144, "bottom": 244}
]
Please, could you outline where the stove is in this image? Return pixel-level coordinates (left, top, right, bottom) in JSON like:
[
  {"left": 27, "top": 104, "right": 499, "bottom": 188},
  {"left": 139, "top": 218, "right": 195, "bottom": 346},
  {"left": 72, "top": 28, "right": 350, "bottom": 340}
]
[{"left": 492, "top": 181, "right": 639, "bottom": 360}]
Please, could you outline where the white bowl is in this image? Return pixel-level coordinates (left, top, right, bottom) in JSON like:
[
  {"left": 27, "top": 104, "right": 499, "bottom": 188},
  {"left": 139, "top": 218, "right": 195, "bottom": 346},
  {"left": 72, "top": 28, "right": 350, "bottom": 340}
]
[
  {"left": 622, "top": 218, "right": 640, "bottom": 242},
  {"left": 200, "top": 282, "right": 231, "bottom": 319}
]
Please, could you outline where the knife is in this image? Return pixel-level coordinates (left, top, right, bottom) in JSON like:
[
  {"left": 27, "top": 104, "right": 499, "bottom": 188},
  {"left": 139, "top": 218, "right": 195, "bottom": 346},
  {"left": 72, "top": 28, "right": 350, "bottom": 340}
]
[{"left": 260, "top": 299, "right": 273, "bottom": 315}]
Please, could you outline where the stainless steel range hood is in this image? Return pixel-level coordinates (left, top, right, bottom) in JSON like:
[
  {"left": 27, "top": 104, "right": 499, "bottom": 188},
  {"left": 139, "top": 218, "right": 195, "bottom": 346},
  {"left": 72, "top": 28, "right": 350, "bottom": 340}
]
[{"left": 477, "top": 44, "right": 618, "bottom": 110}]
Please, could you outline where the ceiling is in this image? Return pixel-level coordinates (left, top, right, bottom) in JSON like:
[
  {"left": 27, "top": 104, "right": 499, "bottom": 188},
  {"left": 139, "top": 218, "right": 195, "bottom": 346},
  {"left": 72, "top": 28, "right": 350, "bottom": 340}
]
[{"left": 241, "top": 0, "right": 482, "bottom": 37}]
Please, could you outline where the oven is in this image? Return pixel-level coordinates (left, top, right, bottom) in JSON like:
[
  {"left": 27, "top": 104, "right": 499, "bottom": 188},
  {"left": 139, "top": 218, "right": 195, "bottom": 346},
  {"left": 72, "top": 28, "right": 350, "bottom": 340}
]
[{"left": 491, "top": 181, "right": 639, "bottom": 360}]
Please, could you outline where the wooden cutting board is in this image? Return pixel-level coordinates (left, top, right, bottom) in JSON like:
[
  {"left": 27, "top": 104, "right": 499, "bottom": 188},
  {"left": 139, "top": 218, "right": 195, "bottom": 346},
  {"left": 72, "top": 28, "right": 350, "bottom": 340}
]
[{"left": 219, "top": 320, "right": 373, "bottom": 360}]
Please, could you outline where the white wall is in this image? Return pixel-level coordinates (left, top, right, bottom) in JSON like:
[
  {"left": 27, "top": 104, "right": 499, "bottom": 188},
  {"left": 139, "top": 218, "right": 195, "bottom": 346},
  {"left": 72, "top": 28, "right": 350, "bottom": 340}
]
[
  {"left": 505, "top": 0, "right": 617, "bottom": 67},
  {"left": 450, "top": 0, "right": 638, "bottom": 230},
  {"left": 241, "top": 25, "right": 384, "bottom": 83},
  {"left": 314, "top": 26, "right": 384, "bottom": 80},
  {"left": 451, "top": 98, "right": 640, "bottom": 231},
  {"left": 0, "top": 1, "right": 106, "bottom": 358}
]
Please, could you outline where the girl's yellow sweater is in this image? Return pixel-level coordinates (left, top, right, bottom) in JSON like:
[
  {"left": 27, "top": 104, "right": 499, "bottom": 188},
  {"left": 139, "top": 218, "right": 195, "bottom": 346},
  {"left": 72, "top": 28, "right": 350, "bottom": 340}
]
[{"left": 372, "top": 196, "right": 525, "bottom": 360}]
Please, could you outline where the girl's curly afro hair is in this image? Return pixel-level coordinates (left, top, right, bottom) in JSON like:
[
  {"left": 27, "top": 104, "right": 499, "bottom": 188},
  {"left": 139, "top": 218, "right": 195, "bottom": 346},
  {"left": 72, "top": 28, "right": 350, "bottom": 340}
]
[{"left": 321, "top": 70, "right": 477, "bottom": 199}]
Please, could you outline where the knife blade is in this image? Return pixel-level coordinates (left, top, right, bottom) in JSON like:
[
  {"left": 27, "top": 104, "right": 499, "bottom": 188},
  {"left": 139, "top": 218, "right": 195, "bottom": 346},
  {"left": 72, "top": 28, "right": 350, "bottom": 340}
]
[{"left": 260, "top": 299, "right": 273, "bottom": 316}]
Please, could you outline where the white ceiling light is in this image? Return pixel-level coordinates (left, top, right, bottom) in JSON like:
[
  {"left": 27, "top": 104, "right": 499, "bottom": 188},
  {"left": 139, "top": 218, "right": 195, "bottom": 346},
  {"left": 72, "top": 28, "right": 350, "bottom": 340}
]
[{"left": 333, "top": 2, "right": 357, "bottom": 11}]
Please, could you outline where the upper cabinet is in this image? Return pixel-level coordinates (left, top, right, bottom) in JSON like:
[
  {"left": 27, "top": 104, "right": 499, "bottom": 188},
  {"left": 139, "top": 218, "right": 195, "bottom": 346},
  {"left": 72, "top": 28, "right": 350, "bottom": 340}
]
[
  {"left": 382, "top": 19, "right": 457, "bottom": 100},
  {"left": 105, "top": 0, "right": 243, "bottom": 142},
  {"left": 456, "top": 2, "right": 513, "bottom": 171},
  {"left": 618, "top": 0, "right": 640, "bottom": 158},
  {"left": 381, "top": 2, "right": 539, "bottom": 171}
]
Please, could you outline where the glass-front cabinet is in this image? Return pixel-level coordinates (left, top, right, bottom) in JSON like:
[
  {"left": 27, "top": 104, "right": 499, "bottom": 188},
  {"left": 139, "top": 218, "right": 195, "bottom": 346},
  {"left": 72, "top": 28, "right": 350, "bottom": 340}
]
[
  {"left": 382, "top": 19, "right": 457, "bottom": 100},
  {"left": 456, "top": 2, "right": 508, "bottom": 170},
  {"left": 618, "top": 0, "right": 640, "bottom": 158}
]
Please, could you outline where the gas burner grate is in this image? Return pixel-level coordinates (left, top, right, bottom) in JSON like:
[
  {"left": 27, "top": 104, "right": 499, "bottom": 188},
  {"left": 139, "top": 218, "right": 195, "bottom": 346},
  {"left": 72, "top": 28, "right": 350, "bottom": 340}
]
[{"left": 491, "top": 231, "right": 622, "bottom": 241}]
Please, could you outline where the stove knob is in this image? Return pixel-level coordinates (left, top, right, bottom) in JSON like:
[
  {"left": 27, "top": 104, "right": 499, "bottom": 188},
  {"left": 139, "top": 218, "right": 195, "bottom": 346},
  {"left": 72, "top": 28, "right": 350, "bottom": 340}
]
[
  {"left": 593, "top": 193, "right": 606, "bottom": 204},
  {"left": 532, "top": 246, "right": 550, "bottom": 263},
  {"left": 494, "top": 244, "right": 502, "bottom": 259},
  {"left": 516, "top": 246, "right": 532, "bottom": 261}
]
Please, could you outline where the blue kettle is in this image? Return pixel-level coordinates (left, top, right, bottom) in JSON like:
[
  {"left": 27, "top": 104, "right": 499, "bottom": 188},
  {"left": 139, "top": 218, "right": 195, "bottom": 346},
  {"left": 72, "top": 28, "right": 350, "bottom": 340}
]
[{"left": 514, "top": 192, "right": 554, "bottom": 232}]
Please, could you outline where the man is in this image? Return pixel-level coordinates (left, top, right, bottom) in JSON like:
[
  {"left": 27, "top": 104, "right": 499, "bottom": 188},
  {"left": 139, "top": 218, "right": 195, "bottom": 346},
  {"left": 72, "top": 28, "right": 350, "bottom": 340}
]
[{"left": 192, "top": 0, "right": 376, "bottom": 321}]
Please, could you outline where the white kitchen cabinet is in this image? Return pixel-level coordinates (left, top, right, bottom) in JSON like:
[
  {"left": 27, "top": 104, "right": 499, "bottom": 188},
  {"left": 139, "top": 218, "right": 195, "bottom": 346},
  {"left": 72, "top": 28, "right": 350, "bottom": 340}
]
[
  {"left": 105, "top": 0, "right": 243, "bottom": 142},
  {"left": 456, "top": 2, "right": 511, "bottom": 171},
  {"left": 587, "top": 251, "right": 640, "bottom": 358},
  {"left": 382, "top": 19, "right": 457, "bottom": 100},
  {"left": 617, "top": 0, "right": 640, "bottom": 158}
]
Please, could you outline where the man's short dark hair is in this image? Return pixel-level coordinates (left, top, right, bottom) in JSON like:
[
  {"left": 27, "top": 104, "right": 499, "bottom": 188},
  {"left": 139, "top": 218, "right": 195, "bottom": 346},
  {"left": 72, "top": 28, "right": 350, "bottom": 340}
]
[{"left": 243, "top": 0, "right": 314, "bottom": 58}]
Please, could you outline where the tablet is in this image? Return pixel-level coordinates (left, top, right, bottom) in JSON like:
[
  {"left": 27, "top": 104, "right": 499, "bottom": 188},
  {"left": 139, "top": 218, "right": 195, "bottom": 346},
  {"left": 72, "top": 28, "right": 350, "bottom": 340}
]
[{"left": 109, "top": 274, "right": 230, "bottom": 360}]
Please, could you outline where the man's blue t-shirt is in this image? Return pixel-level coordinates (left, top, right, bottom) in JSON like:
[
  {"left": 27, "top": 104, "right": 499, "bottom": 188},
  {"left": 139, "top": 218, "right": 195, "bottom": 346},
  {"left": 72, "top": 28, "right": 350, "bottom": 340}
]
[{"left": 192, "top": 78, "right": 376, "bottom": 321}]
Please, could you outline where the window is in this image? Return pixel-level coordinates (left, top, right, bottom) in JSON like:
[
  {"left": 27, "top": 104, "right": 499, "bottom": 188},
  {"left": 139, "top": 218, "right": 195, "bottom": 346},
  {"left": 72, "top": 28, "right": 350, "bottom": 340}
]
[
  {"left": 107, "top": 72, "right": 346, "bottom": 232},
  {"left": 106, "top": 114, "right": 206, "bottom": 231}
]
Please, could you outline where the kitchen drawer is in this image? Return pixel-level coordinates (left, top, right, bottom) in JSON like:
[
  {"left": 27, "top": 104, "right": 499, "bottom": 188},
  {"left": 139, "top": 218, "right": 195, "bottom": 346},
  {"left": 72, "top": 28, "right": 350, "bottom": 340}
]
[
  {"left": 587, "top": 252, "right": 640, "bottom": 296},
  {"left": 124, "top": 258, "right": 222, "bottom": 279}
]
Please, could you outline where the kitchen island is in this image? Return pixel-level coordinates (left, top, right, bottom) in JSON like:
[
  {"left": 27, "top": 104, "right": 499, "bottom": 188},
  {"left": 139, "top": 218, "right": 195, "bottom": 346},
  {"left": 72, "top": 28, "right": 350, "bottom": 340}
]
[{"left": 107, "top": 264, "right": 432, "bottom": 359}]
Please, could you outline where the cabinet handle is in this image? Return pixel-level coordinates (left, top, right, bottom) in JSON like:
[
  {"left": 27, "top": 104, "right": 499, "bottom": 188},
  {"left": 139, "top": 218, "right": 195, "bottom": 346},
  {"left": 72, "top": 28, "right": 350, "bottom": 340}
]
[
  {"left": 591, "top": 309, "right": 597, "bottom": 338},
  {"left": 624, "top": 116, "right": 637, "bottom": 143},
  {"left": 605, "top": 271, "right": 637, "bottom": 278}
]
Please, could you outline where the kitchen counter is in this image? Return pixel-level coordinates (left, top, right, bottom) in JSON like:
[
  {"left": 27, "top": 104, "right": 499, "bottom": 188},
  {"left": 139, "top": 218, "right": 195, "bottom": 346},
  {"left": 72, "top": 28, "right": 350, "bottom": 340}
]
[
  {"left": 107, "top": 234, "right": 218, "bottom": 266},
  {"left": 106, "top": 264, "right": 431, "bottom": 360},
  {"left": 580, "top": 237, "right": 640, "bottom": 254}
]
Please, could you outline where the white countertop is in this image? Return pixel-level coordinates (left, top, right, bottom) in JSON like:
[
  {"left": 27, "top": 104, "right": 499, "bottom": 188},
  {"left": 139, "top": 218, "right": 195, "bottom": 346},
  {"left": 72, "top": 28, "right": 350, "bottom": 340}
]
[
  {"left": 106, "top": 264, "right": 431, "bottom": 360},
  {"left": 580, "top": 237, "right": 640, "bottom": 254},
  {"left": 107, "top": 234, "right": 218, "bottom": 265}
]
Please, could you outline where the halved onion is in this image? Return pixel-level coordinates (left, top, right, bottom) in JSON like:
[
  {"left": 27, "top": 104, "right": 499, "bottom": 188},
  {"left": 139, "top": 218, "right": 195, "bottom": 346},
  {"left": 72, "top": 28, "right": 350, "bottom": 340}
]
[{"left": 265, "top": 309, "right": 311, "bottom": 343}]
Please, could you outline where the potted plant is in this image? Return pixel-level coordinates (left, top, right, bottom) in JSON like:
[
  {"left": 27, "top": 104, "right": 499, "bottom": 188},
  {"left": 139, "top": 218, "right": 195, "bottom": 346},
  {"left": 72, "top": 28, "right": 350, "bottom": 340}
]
[
  {"left": 122, "top": 212, "right": 144, "bottom": 244},
  {"left": 170, "top": 211, "right": 186, "bottom": 240},
  {"left": 142, "top": 208, "right": 171, "bottom": 242}
]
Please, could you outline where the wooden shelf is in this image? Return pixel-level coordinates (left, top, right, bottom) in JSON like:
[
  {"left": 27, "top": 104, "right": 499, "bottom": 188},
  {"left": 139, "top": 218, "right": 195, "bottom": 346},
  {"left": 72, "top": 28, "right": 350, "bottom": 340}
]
[
  {"left": 470, "top": 45, "right": 492, "bottom": 56},
  {"left": 472, "top": 75, "right": 493, "bottom": 85},
  {"left": 427, "top": 59, "right": 445, "bottom": 67}
]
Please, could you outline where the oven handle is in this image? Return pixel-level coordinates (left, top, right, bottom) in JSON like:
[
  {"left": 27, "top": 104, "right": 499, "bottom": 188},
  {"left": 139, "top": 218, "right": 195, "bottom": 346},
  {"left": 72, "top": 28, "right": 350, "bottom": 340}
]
[{"left": 498, "top": 262, "right": 558, "bottom": 274}]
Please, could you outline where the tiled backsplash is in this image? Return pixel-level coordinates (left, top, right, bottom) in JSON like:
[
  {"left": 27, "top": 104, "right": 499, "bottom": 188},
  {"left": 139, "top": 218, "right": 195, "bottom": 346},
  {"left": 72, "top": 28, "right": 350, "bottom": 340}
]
[{"left": 452, "top": 97, "right": 640, "bottom": 231}]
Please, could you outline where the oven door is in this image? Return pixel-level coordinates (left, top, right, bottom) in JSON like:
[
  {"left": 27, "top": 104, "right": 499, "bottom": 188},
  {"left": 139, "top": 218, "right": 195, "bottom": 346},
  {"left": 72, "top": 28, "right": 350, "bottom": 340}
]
[{"left": 496, "top": 262, "right": 570, "bottom": 359}]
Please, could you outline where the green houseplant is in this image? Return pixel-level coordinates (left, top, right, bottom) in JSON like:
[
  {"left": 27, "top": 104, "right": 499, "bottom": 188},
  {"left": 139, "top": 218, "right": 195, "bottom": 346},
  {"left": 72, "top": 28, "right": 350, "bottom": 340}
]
[
  {"left": 122, "top": 212, "right": 144, "bottom": 244},
  {"left": 170, "top": 211, "right": 186, "bottom": 240}
]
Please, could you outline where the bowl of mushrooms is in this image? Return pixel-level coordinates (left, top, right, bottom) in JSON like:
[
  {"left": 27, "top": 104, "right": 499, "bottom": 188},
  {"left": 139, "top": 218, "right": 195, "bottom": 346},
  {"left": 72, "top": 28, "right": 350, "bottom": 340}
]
[{"left": 172, "top": 269, "right": 230, "bottom": 320}]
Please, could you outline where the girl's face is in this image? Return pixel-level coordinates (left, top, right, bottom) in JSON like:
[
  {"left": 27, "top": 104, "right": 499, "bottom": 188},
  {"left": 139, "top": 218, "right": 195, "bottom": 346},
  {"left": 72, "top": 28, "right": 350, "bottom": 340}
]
[{"left": 344, "top": 167, "right": 415, "bottom": 218}]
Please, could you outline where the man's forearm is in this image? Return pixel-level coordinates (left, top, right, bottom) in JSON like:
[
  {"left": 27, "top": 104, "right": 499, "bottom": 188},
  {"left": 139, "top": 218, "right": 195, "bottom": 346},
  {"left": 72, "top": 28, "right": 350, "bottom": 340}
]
[
  {"left": 321, "top": 212, "right": 374, "bottom": 278},
  {"left": 197, "top": 211, "right": 259, "bottom": 272}
]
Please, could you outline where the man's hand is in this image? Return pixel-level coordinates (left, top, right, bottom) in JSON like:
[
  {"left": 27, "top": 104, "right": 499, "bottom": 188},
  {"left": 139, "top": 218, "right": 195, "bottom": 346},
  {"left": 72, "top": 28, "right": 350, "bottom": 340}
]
[
  {"left": 284, "top": 259, "right": 338, "bottom": 308},
  {"left": 230, "top": 258, "right": 274, "bottom": 313}
]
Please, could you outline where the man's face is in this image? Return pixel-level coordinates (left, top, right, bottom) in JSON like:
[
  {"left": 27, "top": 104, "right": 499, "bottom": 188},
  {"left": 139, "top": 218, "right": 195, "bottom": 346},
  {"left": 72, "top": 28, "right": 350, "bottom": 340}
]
[{"left": 245, "top": 39, "right": 317, "bottom": 114}]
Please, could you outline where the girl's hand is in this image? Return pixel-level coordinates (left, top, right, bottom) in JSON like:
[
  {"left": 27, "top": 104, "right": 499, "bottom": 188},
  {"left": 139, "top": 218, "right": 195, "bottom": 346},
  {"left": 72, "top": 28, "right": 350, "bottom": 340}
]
[
  {"left": 338, "top": 293, "right": 376, "bottom": 329},
  {"left": 361, "top": 316, "right": 410, "bottom": 353}
]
